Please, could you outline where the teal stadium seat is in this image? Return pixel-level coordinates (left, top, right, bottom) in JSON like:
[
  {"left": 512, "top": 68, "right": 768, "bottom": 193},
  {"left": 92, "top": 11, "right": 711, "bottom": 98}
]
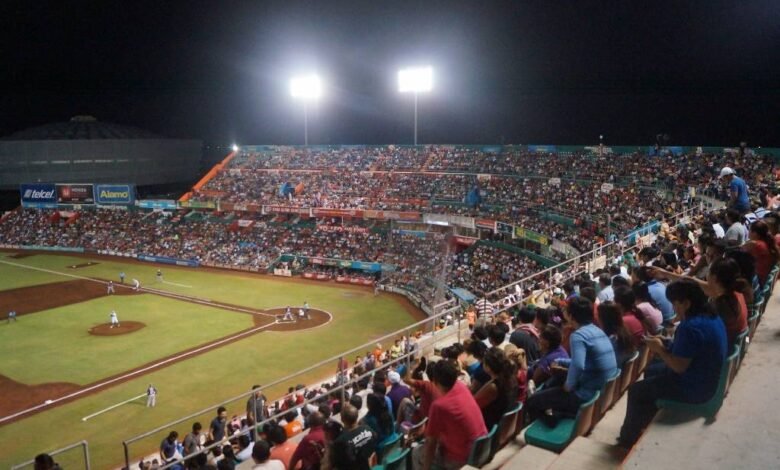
[
  {"left": 492, "top": 402, "right": 523, "bottom": 458},
  {"left": 466, "top": 424, "right": 497, "bottom": 467},
  {"left": 656, "top": 346, "right": 740, "bottom": 420},
  {"left": 595, "top": 368, "right": 621, "bottom": 422},
  {"left": 372, "top": 447, "right": 410, "bottom": 470},
  {"left": 524, "top": 391, "right": 600, "bottom": 453}
]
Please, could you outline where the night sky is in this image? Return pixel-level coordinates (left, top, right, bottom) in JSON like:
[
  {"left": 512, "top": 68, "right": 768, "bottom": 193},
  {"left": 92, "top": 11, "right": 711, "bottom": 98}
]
[{"left": 1, "top": 0, "right": 779, "bottom": 146}]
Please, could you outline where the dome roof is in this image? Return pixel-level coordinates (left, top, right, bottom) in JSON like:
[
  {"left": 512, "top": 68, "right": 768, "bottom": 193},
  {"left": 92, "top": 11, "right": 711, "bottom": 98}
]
[{"left": 2, "top": 116, "right": 161, "bottom": 141}]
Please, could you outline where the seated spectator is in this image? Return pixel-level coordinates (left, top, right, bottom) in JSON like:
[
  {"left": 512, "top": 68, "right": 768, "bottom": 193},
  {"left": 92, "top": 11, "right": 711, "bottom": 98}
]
[
  {"left": 597, "top": 302, "right": 638, "bottom": 367},
  {"left": 474, "top": 347, "right": 519, "bottom": 430},
  {"left": 267, "top": 423, "right": 297, "bottom": 469},
  {"left": 612, "top": 286, "right": 648, "bottom": 343},
  {"left": 618, "top": 280, "right": 727, "bottom": 447},
  {"left": 528, "top": 325, "right": 569, "bottom": 386},
  {"left": 250, "top": 440, "right": 285, "bottom": 470},
  {"left": 724, "top": 209, "right": 748, "bottom": 245},
  {"left": 596, "top": 273, "right": 614, "bottom": 303},
  {"left": 509, "top": 307, "right": 541, "bottom": 362},
  {"left": 505, "top": 344, "right": 529, "bottom": 404},
  {"left": 235, "top": 434, "right": 254, "bottom": 462},
  {"left": 464, "top": 339, "right": 490, "bottom": 391},
  {"left": 423, "top": 360, "right": 487, "bottom": 470},
  {"left": 289, "top": 411, "right": 326, "bottom": 470},
  {"left": 743, "top": 220, "right": 780, "bottom": 286},
  {"left": 361, "top": 393, "right": 398, "bottom": 459},
  {"left": 632, "top": 283, "right": 664, "bottom": 334},
  {"left": 526, "top": 297, "right": 617, "bottom": 427},
  {"left": 332, "top": 404, "right": 378, "bottom": 470},
  {"left": 634, "top": 266, "right": 675, "bottom": 325},
  {"left": 708, "top": 258, "right": 748, "bottom": 345},
  {"left": 34, "top": 453, "right": 60, "bottom": 470}
]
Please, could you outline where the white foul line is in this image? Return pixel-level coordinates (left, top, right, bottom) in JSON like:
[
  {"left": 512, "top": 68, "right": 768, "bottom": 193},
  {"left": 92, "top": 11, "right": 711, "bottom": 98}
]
[
  {"left": 81, "top": 393, "right": 146, "bottom": 422},
  {"left": 0, "top": 319, "right": 280, "bottom": 424},
  {"left": 161, "top": 280, "right": 193, "bottom": 288}
]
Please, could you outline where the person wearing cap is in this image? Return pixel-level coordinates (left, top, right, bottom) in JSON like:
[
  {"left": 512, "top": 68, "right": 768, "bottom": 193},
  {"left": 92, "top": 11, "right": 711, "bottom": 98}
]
[
  {"left": 719, "top": 166, "right": 750, "bottom": 214},
  {"left": 386, "top": 370, "right": 412, "bottom": 415}
]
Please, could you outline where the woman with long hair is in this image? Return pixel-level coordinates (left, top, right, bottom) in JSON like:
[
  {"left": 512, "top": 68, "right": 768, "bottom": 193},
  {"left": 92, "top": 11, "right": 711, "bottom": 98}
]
[
  {"left": 475, "top": 347, "right": 519, "bottom": 430},
  {"left": 597, "top": 302, "right": 638, "bottom": 367},
  {"left": 632, "top": 283, "right": 663, "bottom": 334},
  {"left": 361, "top": 392, "right": 397, "bottom": 456},
  {"left": 612, "top": 286, "right": 649, "bottom": 343},
  {"left": 708, "top": 258, "right": 748, "bottom": 345},
  {"left": 744, "top": 220, "right": 780, "bottom": 286},
  {"left": 527, "top": 325, "right": 569, "bottom": 386},
  {"left": 618, "top": 280, "right": 727, "bottom": 448}
]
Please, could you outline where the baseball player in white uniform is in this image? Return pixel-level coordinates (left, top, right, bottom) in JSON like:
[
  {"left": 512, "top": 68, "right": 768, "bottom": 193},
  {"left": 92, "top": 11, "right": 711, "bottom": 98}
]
[
  {"left": 303, "top": 301, "right": 311, "bottom": 320},
  {"left": 146, "top": 384, "right": 157, "bottom": 407},
  {"left": 156, "top": 269, "right": 163, "bottom": 283},
  {"left": 109, "top": 310, "right": 120, "bottom": 328},
  {"left": 132, "top": 279, "right": 140, "bottom": 291},
  {"left": 298, "top": 307, "right": 305, "bottom": 320},
  {"left": 282, "top": 306, "right": 294, "bottom": 321},
  {"left": 107, "top": 281, "right": 115, "bottom": 295}
]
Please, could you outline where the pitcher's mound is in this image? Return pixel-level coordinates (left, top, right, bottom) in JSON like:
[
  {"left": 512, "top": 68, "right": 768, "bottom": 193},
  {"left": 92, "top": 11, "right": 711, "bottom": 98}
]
[{"left": 89, "top": 321, "right": 146, "bottom": 336}]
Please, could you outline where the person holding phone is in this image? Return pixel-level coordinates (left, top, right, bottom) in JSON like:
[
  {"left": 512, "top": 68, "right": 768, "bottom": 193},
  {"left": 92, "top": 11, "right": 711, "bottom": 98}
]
[{"left": 618, "top": 279, "right": 726, "bottom": 448}]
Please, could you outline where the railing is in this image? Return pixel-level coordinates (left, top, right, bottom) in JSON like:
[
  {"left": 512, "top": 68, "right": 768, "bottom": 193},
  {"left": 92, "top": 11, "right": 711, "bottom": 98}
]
[
  {"left": 120, "top": 299, "right": 462, "bottom": 470},
  {"left": 11, "top": 440, "right": 90, "bottom": 470}
]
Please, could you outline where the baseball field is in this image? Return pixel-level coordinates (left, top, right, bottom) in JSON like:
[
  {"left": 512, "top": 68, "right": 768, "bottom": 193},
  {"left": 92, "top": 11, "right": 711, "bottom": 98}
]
[{"left": 0, "top": 251, "right": 425, "bottom": 469}]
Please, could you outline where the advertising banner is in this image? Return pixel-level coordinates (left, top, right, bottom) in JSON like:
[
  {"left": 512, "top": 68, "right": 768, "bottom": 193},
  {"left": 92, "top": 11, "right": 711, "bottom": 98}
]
[
  {"left": 179, "top": 200, "right": 217, "bottom": 209},
  {"left": 137, "top": 254, "right": 199, "bottom": 267},
  {"left": 496, "top": 221, "right": 513, "bottom": 234},
  {"left": 312, "top": 208, "right": 364, "bottom": 218},
  {"left": 137, "top": 200, "right": 178, "bottom": 210},
  {"left": 56, "top": 184, "right": 94, "bottom": 204},
  {"left": 20, "top": 184, "right": 57, "bottom": 207},
  {"left": 514, "top": 226, "right": 550, "bottom": 246},
  {"left": 317, "top": 224, "right": 369, "bottom": 234},
  {"left": 95, "top": 184, "right": 135, "bottom": 205}
]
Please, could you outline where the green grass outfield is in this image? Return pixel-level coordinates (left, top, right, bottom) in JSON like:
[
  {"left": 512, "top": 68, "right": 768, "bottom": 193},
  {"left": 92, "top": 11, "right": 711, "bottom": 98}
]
[{"left": 0, "top": 252, "right": 422, "bottom": 469}]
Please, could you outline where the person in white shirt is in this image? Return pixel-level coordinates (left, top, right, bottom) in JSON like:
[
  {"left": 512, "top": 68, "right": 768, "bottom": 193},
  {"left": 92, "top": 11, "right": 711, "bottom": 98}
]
[
  {"left": 724, "top": 209, "right": 748, "bottom": 245},
  {"left": 235, "top": 434, "right": 254, "bottom": 462},
  {"left": 596, "top": 273, "right": 614, "bottom": 303}
]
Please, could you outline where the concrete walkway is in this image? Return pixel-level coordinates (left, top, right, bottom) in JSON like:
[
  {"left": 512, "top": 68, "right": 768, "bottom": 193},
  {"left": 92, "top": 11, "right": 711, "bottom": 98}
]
[{"left": 624, "top": 294, "right": 780, "bottom": 469}]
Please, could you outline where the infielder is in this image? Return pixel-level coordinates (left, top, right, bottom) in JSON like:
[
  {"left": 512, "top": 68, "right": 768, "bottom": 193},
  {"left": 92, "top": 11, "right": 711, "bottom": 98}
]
[
  {"left": 156, "top": 269, "right": 163, "bottom": 283},
  {"left": 146, "top": 384, "right": 157, "bottom": 407},
  {"left": 119, "top": 271, "right": 125, "bottom": 283},
  {"left": 303, "top": 301, "right": 310, "bottom": 320},
  {"left": 109, "top": 310, "right": 120, "bottom": 328},
  {"left": 298, "top": 307, "right": 305, "bottom": 320},
  {"left": 107, "top": 281, "right": 115, "bottom": 295},
  {"left": 7, "top": 310, "right": 17, "bottom": 323},
  {"left": 282, "top": 306, "right": 294, "bottom": 321},
  {"left": 132, "top": 278, "right": 140, "bottom": 291}
]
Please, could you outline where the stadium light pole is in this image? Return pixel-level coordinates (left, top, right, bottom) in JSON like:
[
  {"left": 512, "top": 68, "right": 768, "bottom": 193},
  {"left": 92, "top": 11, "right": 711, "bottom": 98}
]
[
  {"left": 290, "top": 74, "right": 322, "bottom": 146},
  {"left": 398, "top": 66, "right": 433, "bottom": 146}
]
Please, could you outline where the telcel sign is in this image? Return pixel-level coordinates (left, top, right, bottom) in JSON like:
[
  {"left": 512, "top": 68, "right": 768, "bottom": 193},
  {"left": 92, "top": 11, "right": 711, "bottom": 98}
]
[
  {"left": 20, "top": 184, "right": 57, "bottom": 208},
  {"left": 96, "top": 184, "right": 135, "bottom": 205}
]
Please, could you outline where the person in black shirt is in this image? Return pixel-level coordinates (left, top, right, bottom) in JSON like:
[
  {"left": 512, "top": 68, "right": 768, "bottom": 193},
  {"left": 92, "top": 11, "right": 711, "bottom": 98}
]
[
  {"left": 509, "top": 308, "right": 541, "bottom": 362},
  {"left": 331, "top": 404, "right": 378, "bottom": 470}
]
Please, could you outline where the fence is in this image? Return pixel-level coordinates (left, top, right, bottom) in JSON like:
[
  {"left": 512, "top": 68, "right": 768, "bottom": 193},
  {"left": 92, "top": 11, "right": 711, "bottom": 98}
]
[
  {"left": 120, "top": 299, "right": 464, "bottom": 470},
  {"left": 11, "top": 441, "right": 90, "bottom": 470}
]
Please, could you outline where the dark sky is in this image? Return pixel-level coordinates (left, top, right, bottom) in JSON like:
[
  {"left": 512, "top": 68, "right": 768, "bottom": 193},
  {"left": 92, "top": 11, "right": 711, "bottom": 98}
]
[{"left": 1, "top": 0, "right": 779, "bottom": 146}]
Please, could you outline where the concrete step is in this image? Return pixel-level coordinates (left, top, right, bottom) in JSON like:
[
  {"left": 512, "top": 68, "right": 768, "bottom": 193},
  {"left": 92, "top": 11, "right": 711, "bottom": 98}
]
[{"left": 547, "top": 436, "right": 626, "bottom": 470}]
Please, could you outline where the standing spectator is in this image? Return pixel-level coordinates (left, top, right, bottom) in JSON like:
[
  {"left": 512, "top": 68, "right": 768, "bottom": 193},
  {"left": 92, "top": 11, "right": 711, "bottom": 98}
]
[
  {"left": 386, "top": 371, "right": 412, "bottom": 416},
  {"left": 724, "top": 209, "right": 748, "bottom": 245},
  {"left": 526, "top": 297, "right": 617, "bottom": 427},
  {"left": 289, "top": 411, "right": 326, "bottom": 470},
  {"left": 618, "top": 280, "right": 727, "bottom": 447},
  {"left": 596, "top": 273, "right": 614, "bottom": 303},
  {"left": 209, "top": 407, "right": 228, "bottom": 442},
  {"left": 182, "top": 422, "right": 203, "bottom": 457},
  {"left": 332, "top": 404, "right": 378, "bottom": 470},
  {"left": 268, "top": 424, "right": 298, "bottom": 468},
  {"left": 247, "top": 385, "right": 268, "bottom": 439},
  {"left": 508, "top": 308, "right": 540, "bottom": 362},
  {"left": 720, "top": 167, "right": 750, "bottom": 214},
  {"left": 250, "top": 440, "right": 285, "bottom": 470},
  {"left": 422, "top": 360, "right": 487, "bottom": 470}
]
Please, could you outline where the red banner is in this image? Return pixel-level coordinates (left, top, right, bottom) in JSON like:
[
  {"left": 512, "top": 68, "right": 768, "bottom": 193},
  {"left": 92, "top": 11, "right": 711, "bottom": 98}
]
[
  {"left": 317, "top": 224, "right": 369, "bottom": 234},
  {"left": 475, "top": 218, "right": 496, "bottom": 230},
  {"left": 454, "top": 235, "right": 479, "bottom": 246},
  {"left": 312, "top": 208, "right": 364, "bottom": 218}
]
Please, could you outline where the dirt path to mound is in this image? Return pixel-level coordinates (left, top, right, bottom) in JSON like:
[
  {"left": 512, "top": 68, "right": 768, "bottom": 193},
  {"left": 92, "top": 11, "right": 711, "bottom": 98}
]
[
  {"left": 89, "top": 321, "right": 146, "bottom": 336},
  {"left": 0, "top": 279, "right": 139, "bottom": 317}
]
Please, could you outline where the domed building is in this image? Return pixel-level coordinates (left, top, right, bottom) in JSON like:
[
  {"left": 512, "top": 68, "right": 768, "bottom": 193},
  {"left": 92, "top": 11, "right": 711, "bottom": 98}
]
[{"left": 0, "top": 116, "right": 202, "bottom": 190}]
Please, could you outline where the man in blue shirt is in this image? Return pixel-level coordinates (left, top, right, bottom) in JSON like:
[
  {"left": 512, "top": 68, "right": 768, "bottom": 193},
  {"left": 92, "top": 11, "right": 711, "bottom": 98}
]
[
  {"left": 525, "top": 297, "right": 617, "bottom": 426},
  {"left": 634, "top": 266, "right": 675, "bottom": 325},
  {"left": 720, "top": 166, "right": 750, "bottom": 214}
]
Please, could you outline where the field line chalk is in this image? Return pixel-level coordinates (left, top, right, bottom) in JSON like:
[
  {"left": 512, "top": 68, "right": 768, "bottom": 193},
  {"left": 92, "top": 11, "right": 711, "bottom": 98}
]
[{"left": 81, "top": 393, "right": 146, "bottom": 422}]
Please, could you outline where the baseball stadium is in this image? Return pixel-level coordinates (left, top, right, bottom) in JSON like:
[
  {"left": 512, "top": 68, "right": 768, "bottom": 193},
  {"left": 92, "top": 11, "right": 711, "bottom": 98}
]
[{"left": 3, "top": 3, "right": 780, "bottom": 470}]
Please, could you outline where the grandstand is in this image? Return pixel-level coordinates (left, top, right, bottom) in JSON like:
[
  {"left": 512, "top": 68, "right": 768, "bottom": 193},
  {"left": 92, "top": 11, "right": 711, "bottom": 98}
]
[{"left": 1, "top": 144, "right": 779, "bottom": 469}]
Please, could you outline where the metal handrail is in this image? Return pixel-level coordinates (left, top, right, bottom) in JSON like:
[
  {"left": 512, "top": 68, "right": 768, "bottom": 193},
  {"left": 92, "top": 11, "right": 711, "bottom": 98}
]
[{"left": 12, "top": 440, "right": 90, "bottom": 470}]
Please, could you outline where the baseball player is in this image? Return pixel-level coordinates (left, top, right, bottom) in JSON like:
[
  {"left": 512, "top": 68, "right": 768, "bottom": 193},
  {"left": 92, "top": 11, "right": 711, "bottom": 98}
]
[
  {"left": 146, "top": 384, "right": 157, "bottom": 407},
  {"left": 109, "top": 310, "right": 120, "bottom": 328},
  {"left": 132, "top": 278, "right": 140, "bottom": 291},
  {"left": 107, "top": 281, "right": 115, "bottom": 295},
  {"left": 156, "top": 269, "right": 163, "bottom": 283},
  {"left": 298, "top": 307, "right": 305, "bottom": 320},
  {"left": 303, "top": 301, "right": 310, "bottom": 320},
  {"left": 7, "top": 310, "right": 17, "bottom": 323},
  {"left": 119, "top": 271, "right": 125, "bottom": 283},
  {"left": 282, "top": 306, "right": 294, "bottom": 321}
]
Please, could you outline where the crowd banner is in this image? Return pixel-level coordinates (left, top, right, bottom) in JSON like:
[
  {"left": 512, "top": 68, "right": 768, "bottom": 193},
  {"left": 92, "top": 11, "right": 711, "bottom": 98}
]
[
  {"left": 56, "top": 184, "right": 95, "bottom": 204},
  {"left": 423, "top": 213, "right": 475, "bottom": 229},
  {"left": 263, "top": 205, "right": 311, "bottom": 215},
  {"left": 20, "top": 183, "right": 57, "bottom": 208},
  {"left": 95, "top": 184, "right": 135, "bottom": 205},
  {"left": 21, "top": 245, "right": 85, "bottom": 253},
  {"left": 475, "top": 218, "right": 496, "bottom": 230},
  {"left": 317, "top": 224, "right": 369, "bottom": 234},
  {"left": 513, "top": 226, "right": 550, "bottom": 246},
  {"left": 312, "top": 208, "right": 365, "bottom": 218},
  {"left": 178, "top": 200, "right": 217, "bottom": 209},
  {"left": 137, "top": 254, "right": 199, "bottom": 267}
]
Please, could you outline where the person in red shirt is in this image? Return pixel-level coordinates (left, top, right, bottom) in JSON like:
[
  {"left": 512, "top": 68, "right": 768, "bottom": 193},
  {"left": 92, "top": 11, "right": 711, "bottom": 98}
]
[
  {"left": 709, "top": 258, "right": 748, "bottom": 345},
  {"left": 423, "top": 360, "right": 488, "bottom": 470},
  {"left": 613, "top": 287, "right": 649, "bottom": 343},
  {"left": 743, "top": 220, "right": 780, "bottom": 286},
  {"left": 289, "top": 412, "right": 326, "bottom": 470}
]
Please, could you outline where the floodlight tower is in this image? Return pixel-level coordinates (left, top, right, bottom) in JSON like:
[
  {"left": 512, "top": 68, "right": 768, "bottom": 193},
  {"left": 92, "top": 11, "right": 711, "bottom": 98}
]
[
  {"left": 398, "top": 66, "right": 433, "bottom": 146},
  {"left": 290, "top": 74, "right": 322, "bottom": 146}
]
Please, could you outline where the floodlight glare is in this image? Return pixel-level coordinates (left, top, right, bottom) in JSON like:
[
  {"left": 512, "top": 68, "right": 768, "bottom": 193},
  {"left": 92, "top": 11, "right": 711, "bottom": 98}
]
[
  {"left": 231, "top": 144, "right": 239, "bottom": 152},
  {"left": 290, "top": 75, "right": 322, "bottom": 100},
  {"left": 398, "top": 66, "right": 433, "bottom": 93}
]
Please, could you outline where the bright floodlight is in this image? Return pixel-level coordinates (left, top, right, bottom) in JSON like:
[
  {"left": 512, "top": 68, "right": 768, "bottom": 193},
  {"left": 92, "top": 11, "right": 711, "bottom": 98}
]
[
  {"left": 398, "top": 66, "right": 433, "bottom": 93},
  {"left": 231, "top": 144, "right": 239, "bottom": 152},
  {"left": 290, "top": 75, "right": 322, "bottom": 100}
]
